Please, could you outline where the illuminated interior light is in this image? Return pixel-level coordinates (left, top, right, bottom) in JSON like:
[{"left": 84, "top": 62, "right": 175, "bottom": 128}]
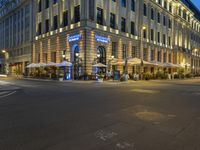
[{"left": 116, "top": 30, "right": 119, "bottom": 34}]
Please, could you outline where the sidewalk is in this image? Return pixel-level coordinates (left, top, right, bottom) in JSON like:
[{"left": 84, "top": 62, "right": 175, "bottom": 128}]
[
  {"left": 3, "top": 76, "right": 199, "bottom": 85},
  {"left": 22, "top": 77, "right": 137, "bottom": 84}
]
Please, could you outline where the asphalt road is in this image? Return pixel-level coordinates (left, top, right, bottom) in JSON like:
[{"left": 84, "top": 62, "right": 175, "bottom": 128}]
[{"left": 0, "top": 78, "right": 200, "bottom": 150}]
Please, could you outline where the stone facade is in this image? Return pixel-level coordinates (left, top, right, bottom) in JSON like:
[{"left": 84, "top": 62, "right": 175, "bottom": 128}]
[
  {"left": 0, "top": 0, "right": 35, "bottom": 75},
  {"left": 34, "top": 0, "right": 200, "bottom": 76}
]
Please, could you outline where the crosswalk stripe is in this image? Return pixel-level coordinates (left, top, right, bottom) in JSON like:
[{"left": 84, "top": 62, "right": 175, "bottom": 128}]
[
  {"left": 0, "top": 91, "right": 16, "bottom": 98},
  {"left": 0, "top": 91, "right": 10, "bottom": 96}
]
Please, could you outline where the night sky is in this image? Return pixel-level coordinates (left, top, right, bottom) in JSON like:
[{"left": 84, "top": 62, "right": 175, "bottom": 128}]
[{"left": 191, "top": 0, "right": 200, "bottom": 11}]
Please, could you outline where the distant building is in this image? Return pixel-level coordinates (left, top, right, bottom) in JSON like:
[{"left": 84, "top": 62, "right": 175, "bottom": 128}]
[{"left": 0, "top": 0, "right": 35, "bottom": 75}]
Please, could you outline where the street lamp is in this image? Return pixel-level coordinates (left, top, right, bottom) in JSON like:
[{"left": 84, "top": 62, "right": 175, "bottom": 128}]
[
  {"left": 75, "top": 52, "right": 80, "bottom": 80},
  {"left": 62, "top": 50, "right": 66, "bottom": 61},
  {"left": 108, "top": 55, "right": 114, "bottom": 72},
  {"left": 140, "top": 26, "right": 146, "bottom": 80},
  {"left": 97, "top": 53, "right": 100, "bottom": 59},
  {"left": 192, "top": 49, "right": 198, "bottom": 76},
  {"left": 1, "top": 49, "right": 9, "bottom": 74}
]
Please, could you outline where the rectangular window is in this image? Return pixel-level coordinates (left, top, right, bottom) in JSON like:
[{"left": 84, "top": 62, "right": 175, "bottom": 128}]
[
  {"left": 45, "top": 0, "right": 49, "bottom": 9},
  {"left": 143, "top": 29, "right": 147, "bottom": 39},
  {"left": 158, "top": 0, "right": 162, "bottom": 5},
  {"left": 143, "top": 4, "right": 147, "bottom": 16},
  {"left": 157, "top": 13, "right": 160, "bottom": 23},
  {"left": 151, "top": 29, "right": 154, "bottom": 41},
  {"left": 151, "top": 49, "right": 154, "bottom": 61},
  {"left": 168, "top": 36, "right": 171, "bottom": 46},
  {"left": 122, "top": 44, "right": 127, "bottom": 59},
  {"left": 169, "top": 4, "right": 172, "bottom": 13},
  {"left": 53, "top": 15, "right": 58, "bottom": 30},
  {"left": 164, "top": 1, "right": 167, "bottom": 9},
  {"left": 112, "top": 42, "right": 117, "bottom": 58},
  {"left": 121, "top": 0, "right": 126, "bottom": 7},
  {"left": 38, "top": 0, "right": 42, "bottom": 12},
  {"left": 168, "top": 19, "right": 171, "bottom": 28},
  {"left": 163, "top": 52, "right": 166, "bottom": 63},
  {"left": 121, "top": 17, "right": 126, "bottom": 32},
  {"left": 45, "top": 19, "right": 49, "bottom": 33},
  {"left": 131, "top": 21, "right": 135, "bottom": 35},
  {"left": 143, "top": 48, "right": 148, "bottom": 61},
  {"left": 163, "top": 34, "right": 166, "bottom": 45},
  {"left": 38, "top": 22, "right": 42, "bottom": 35},
  {"left": 183, "top": 10, "right": 187, "bottom": 20},
  {"left": 89, "top": 0, "right": 95, "bottom": 20},
  {"left": 132, "top": 46, "right": 136, "bottom": 58},
  {"left": 53, "top": 0, "right": 57, "bottom": 4},
  {"left": 163, "top": 16, "right": 166, "bottom": 26},
  {"left": 74, "top": 5, "right": 80, "bottom": 23},
  {"left": 131, "top": 0, "right": 135, "bottom": 11},
  {"left": 157, "top": 51, "right": 161, "bottom": 62},
  {"left": 151, "top": 9, "right": 154, "bottom": 20},
  {"left": 157, "top": 32, "right": 160, "bottom": 43},
  {"left": 110, "top": 13, "right": 115, "bottom": 29},
  {"left": 63, "top": 10, "right": 68, "bottom": 27},
  {"left": 168, "top": 53, "right": 171, "bottom": 63},
  {"left": 97, "top": 7, "right": 103, "bottom": 25}
]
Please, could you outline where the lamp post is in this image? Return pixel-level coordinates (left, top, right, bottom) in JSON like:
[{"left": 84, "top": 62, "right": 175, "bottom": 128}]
[
  {"left": 97, "top": 53, "right": 100, "bottom": 61},
  {"left": 93, "top": 53, "right": 101, "bottom": 76},
  {"left": 62, "top": 50, "right": 66, "bottom": 61},
  {"left": 75, "top": 52, "right": 80, "bottom": 80},
  {"left": 193, "top": 49, "right": 197, "bottom": 76},
  {"left": 1, "top": 50, "right": 9, "bottom": 74},
  {"left": 108, "top": 55, "right": 114, "bottom": 72},
  {"left": 192, "top": 65, "right": 195, "bottom": 76},
  {"left": 140, "top": 26, "right": 146, "bottom": 80}
]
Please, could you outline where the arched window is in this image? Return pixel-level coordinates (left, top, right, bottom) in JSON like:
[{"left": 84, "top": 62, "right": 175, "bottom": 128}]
[{"left": 97, "top": 46, "right": 106, "bottom": 65}]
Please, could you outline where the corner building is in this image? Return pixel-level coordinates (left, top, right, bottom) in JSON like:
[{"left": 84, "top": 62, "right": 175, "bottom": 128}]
[{"left": 34, "top": 0, "right": 200, "bottom": 77}]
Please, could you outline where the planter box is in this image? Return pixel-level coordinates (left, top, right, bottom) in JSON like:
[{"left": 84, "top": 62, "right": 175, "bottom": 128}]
[
  {"left": 59, "top": 78, "right": 63, "bottom": 81},
  {"left": 98, "top": 78, "right": 103, "bottom": 83}
]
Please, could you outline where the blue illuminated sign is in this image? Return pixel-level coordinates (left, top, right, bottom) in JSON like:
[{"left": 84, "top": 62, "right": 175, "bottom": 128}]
[
  {"left": 68, "top": 34, "right": 81, "bottom": 42},
  {"left": 95, "top": 35, "right": 110, "bottom": 44}
]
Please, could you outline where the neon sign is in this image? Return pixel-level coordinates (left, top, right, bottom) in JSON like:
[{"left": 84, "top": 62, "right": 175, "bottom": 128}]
[
  {"left": 95, "top": 35, "right": 110, "bottom": 44},
  {"left": 68, "top": 34, "right": 81, "bottom": 42}
]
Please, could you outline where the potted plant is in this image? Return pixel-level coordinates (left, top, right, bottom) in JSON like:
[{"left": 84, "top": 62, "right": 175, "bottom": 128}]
[
  {"left": 143, "top": 72, "right": 152, "bottom": 80},
  {"left": 83, "top": 72, "right": 89, "bottom": 80},
  {"left": 58, "top": 73, "right": 64, "bottom": 81},
  {"left": 97, "top": 73, "right": 104, "bottom": 82}
]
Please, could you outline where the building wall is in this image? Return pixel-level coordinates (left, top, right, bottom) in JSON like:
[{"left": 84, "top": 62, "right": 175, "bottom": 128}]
[
  {"left": 34, "top": 0, "right": 200, "bottom": 75},
  {"left": 0, "top": 0, "right": 35, "bottom": 75}
]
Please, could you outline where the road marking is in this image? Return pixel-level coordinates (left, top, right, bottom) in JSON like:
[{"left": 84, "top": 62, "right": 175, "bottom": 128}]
[
  {"left": 130, "top": 89, "right": 160, "bottom": 94},
  {"left": 116, "top": 142, "right": 135, "bottom": 149},
  {"left": 94, "top": 130, "right": 118, "bottom": 141},
  {"left": 0, "top": 81, "right": 11, "bottom": 85},
  {"left": 0, "top": 91, "right": 16, "bottom": 98},
  {"left": 0, "top": 91, "right": 10, "bottom": 96}
]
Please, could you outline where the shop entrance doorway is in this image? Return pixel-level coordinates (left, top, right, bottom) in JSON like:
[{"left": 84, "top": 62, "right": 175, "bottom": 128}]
[
  {"left": 97, "top": 46, "right": 106, "bottom": 73},
  {"left": 72, "top": 44, "right": 80, "bottom": 80}
]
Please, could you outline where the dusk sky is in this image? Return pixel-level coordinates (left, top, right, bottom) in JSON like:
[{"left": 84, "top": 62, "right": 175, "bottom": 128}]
[{"left": 191, "top": 0, "right": 200, "bottom": 10}]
